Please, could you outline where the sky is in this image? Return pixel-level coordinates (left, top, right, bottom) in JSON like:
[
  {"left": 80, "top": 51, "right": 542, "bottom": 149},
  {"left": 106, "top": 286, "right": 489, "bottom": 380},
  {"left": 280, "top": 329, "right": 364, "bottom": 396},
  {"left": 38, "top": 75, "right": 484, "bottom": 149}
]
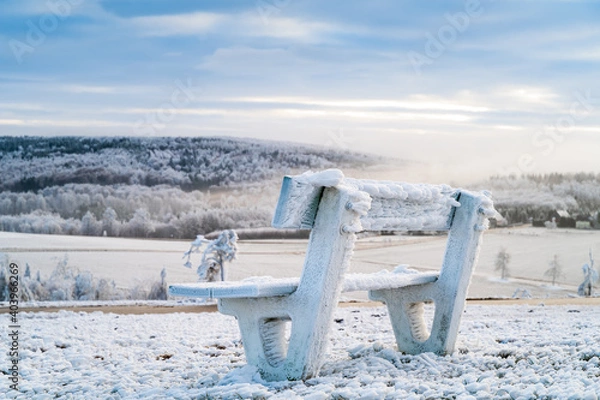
[{"left": 0, "top": 0, "right": 599, "bottom": 182}]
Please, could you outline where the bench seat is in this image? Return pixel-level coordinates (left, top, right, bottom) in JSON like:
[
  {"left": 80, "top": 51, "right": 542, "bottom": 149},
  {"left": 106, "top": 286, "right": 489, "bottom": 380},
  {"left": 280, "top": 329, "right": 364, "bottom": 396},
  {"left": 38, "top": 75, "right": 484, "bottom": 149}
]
[{"left": 169, "top": 270, "right": 439, "bottom": 298}]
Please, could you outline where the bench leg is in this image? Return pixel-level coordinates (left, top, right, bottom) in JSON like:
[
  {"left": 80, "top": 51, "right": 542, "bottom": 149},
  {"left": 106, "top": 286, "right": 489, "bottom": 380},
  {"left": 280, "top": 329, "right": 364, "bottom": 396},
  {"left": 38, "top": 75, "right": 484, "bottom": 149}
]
[
  {"left": 369, "top": 284, "right": 448, "bottom": 354},
  {"left": 370, "top": 286, "right": 464, "bottom": 355},
  {"left": 370, "top": 192, "right": 488, "bottom": 356},
  {"left": 218, "top": 296, "right": 329, "bottom": 381},
  {"left": 219, "top": 297, "right": 293, "bottom": 380},
  {"left": 216, "top": 187, "right": 364, "bottom": 381}
]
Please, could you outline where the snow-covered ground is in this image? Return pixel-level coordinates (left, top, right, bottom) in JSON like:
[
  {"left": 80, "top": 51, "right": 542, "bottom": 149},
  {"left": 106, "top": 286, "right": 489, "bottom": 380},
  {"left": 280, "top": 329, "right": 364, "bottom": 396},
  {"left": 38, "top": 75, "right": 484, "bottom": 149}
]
[
  {"left": 2, "top": 229, "right": 600, "bottom": 398},
  {"left": 2, "top": 227, "right": 599, "bottom": 300},
  {"left": 2, "top": 304, "right": 600, "bottom": 399}
]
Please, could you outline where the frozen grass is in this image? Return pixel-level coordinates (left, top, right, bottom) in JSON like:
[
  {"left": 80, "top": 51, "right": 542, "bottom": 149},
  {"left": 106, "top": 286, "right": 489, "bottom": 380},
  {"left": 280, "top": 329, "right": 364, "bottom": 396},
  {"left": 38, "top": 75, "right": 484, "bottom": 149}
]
[{"left": 1, "top": 304, "right": 599, "bottom": 399}]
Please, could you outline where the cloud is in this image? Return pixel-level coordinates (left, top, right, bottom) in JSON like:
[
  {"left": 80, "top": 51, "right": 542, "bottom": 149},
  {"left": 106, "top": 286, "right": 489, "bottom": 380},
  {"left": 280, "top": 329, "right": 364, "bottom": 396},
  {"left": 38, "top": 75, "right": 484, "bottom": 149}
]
[
  {"left": 1, "top": 1, "right": 599, "bottom": 179},
  {"left": 0, "top": 0, "right": 59, "bottom": 16},
  {"left": 61, "top": 85, "right": 118, "bottom": 94},
  {"left": 227, "top": 96, "right": 491, "bottom": 113},
  {"left": 196, "top": 46, "right": 310, "bottom": 76},
  {"left": 0, "top": 118, "right": 130, "bottom": 128},
  {"left": 130, "top": 10, "right": 340, "bottom": 43},
  {"left": 1, "top": 0, "right": 104, "bottom": 18},
  {"left": 131, "top": 12, "right": 225, "bottom": 37}
]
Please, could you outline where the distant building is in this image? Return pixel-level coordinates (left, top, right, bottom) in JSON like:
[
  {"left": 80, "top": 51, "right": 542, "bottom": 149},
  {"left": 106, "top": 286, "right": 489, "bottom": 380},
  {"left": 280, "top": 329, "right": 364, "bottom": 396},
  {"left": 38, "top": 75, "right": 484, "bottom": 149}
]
[
  {"left": 532, "top": 209, "right": 576, "bottom": 228},
  {"left": 576, "top": 221, "right": 592, "bottom": 229}
]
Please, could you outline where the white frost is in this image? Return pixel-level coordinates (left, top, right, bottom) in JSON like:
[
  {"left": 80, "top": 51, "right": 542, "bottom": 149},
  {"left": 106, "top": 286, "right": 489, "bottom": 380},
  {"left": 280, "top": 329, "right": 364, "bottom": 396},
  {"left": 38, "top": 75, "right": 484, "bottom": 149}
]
[
  {"left": 5, "top": 304, "right": 600, "bottom": 398},
  {"left": 295, "top": 169, "right": 345, "bottom": 187}
]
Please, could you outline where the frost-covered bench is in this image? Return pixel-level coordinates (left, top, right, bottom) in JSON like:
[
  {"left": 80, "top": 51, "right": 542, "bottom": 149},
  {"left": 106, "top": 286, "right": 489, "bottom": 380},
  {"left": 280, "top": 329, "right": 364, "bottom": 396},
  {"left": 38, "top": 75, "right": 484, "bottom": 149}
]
[{"left": 169, "top": 169, "right": 495, "bottom": 381}]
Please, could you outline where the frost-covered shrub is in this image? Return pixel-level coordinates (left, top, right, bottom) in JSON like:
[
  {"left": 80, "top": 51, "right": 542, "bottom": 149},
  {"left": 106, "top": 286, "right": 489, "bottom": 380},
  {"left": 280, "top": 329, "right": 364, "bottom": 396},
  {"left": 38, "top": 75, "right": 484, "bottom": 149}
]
[
  {"left": 184, "top": 230, "right": 238, "bottom": 281},
  {"left": 1, "top": 256, "right": 127, "bottom": 302},
  {"left": 51, "top": 288, "right": 69, "bottom": 301},
  {"left": 74, "top": 271, "right": 94, "bottom": 300},
  {"left": 0, "top": 253, "right": 9, "bottom": 301},
  {"left": 148, "top": 268, "right": 167, "bottom": 300},
  {"left": 96, "top": 278, "right": 119, "bottom": 301},
  {"left": 128, "top": 281, "right": 150, "bottom": 300},
  {"left": 26, "top": 279, "right": 49, "bottom": 301},
  {"left": 44, "top": 255, "right": 77, "bottom": 301}
]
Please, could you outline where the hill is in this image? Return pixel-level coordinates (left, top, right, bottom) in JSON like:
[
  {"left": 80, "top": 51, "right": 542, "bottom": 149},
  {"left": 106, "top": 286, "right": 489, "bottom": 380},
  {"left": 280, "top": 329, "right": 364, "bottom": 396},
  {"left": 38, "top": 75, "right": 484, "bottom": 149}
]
[
  {"left": 0, "top": 136, "right": 380, "bottom": 192},
  {"left": 0, "top": 136, "right": 384, "bottom": 238}
]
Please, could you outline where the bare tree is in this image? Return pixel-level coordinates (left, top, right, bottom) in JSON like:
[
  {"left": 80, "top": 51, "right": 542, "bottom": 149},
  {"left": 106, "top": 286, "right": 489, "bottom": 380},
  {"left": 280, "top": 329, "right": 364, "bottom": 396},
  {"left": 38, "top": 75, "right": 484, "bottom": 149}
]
[
  {"left": 495, "top": 247, "right": 511, "bottom": 280},
  {"left": 544, "top": 254, "right": 564, "bottom": 286},
  {"left": 183, "top": 230, "right": 238, "bottom": 282},
  {"left": 578, "top": 249, "right": 598, "bottom": 297},
  {"left": 149, "top": 268, "right": 168, "bottom": 300}
]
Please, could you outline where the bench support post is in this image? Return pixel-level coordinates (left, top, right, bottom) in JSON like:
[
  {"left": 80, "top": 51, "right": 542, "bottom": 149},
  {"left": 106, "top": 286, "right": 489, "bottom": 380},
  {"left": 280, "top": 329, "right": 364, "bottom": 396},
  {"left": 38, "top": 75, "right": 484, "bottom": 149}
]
[
  {"left": 369, "top": 192, "right": 487, "bottom": 355},
  {"left": 219, "top": 187, "right": 362, "bottom": 381}
]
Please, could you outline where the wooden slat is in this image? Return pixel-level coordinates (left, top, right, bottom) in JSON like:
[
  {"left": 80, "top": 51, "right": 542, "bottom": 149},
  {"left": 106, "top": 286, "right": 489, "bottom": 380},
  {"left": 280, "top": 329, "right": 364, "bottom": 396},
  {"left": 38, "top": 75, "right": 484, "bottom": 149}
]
[
  {"left": 169, "top": 272, "right": 438, "bottom": 299},
  {"left": 343, "top": 272, "right": 438, "bottom": 292},
  {"left": 271, "top": 174, "right": 459, "bottom": 232},
  {"left": 169, "top": 279, "right": 299, "bottom": 299},
  {"left": 272, "top": 176, "right": 323, "bottom": 229}
]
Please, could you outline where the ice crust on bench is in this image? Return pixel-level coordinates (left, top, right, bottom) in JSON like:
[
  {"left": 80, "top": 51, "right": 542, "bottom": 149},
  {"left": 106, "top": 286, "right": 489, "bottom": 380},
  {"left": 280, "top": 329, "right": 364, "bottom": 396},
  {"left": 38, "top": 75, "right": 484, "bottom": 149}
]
[
  {"left": 273, "top": 169, "right": 463, "bottom": 232},
  {"left": 344, "top": 177, "right": 460, "bottom": 231},
  {"left": 168, "top": 278, "right": 300, "bottom": 298},
  {"left": 168, "top": 269, "right": 439, "bottom": 299}
]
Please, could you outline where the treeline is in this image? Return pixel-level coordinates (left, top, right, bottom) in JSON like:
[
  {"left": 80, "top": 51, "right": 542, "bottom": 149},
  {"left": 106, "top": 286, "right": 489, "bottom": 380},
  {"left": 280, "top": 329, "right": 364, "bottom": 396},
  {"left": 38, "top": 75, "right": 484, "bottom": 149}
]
[
  {"left": 0, "top": 136, "right": 380, "bottom": 192},
  {"left": 0, "top": 184, "right": 275, "bottom": 238},
  {"left": 481, "top": 173, "right": 600, "bottom": 224}
]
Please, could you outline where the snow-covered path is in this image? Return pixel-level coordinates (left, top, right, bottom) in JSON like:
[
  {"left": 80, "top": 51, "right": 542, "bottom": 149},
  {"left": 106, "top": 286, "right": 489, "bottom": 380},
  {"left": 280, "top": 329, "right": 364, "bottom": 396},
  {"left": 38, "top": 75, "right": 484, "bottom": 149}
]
[{"left": 2, "top": 304, "right": 600, "bottom": 399}]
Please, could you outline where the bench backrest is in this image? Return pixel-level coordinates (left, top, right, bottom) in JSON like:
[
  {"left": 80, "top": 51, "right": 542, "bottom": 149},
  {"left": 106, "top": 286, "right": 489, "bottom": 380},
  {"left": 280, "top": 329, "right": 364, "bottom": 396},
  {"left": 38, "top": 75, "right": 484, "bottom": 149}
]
[
  {"left": 271, "top": 169, "right": 493, "bottom": 298},
  {"left": 273, "top": 170, "right": 460, "bottom": 232}
]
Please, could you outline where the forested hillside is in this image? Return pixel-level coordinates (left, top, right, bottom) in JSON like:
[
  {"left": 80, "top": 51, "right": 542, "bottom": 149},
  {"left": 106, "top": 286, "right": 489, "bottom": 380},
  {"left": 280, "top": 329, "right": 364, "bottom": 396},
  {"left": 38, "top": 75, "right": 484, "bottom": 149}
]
[
  {"left": 0, "top": 136, "right": 377, "bottom": 192},
  {"left": 0, "top": 136, "right": 382, "bottom": 238},
  {"left": 479, "top": 173, "right": 600, "bottom": 225}
]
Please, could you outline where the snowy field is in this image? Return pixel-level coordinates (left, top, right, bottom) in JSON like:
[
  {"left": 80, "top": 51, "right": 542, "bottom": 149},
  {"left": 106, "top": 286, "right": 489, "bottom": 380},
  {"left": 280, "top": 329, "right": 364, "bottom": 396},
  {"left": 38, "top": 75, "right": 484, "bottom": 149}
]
[
  {"left": 2, "top": 304, "right": 600, "bottom": 399},
  {"left": 2, "top": 227, "right": 599, "bottom": 300}
]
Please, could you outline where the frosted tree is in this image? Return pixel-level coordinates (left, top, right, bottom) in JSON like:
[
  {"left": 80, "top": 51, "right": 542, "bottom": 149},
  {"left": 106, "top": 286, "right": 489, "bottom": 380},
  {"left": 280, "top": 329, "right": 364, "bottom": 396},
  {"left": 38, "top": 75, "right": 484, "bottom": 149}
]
[
  {"left": 128, "top": 208, "right": 154, "bottom": 238},
  {"left": 544, "top": 254, "right": 563, "bottom": 286},
  {"left": 81, "top": 211, "right": 100, "bottom": 236},
  {"left": 578, "top": 249, "right": 598, "bottom": 297},
  {"left": 495, "top": 247, "right": 511, "bottom": 280},
  {"left": 183, "top": 230, "right": 238, "bottom": 281},
  {"left": 102, "top": 207, "right": 119, "bottom": 237}
]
